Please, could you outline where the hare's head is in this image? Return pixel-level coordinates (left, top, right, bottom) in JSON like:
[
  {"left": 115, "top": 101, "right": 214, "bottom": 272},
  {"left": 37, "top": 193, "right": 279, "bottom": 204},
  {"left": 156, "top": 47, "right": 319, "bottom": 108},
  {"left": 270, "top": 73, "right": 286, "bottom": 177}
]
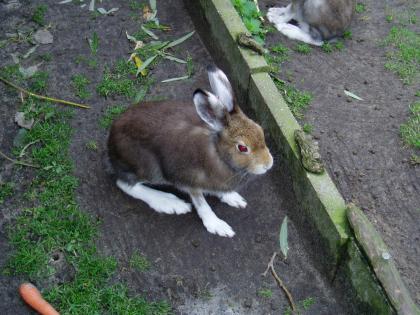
[{"left": 193, "top": 65, "right": 273, "bottom": 175}]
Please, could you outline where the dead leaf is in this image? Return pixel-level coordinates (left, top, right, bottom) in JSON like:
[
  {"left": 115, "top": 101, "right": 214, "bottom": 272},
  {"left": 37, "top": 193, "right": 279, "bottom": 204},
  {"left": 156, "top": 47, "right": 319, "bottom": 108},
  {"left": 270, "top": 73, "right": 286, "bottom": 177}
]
[
  {"left": 130, "top": 53, "right": 147, "bottom": 76},
  {"left": 33, "top": 29, "right": 53, "bottom": 44},
  {"left": 19, "top": 64, "right": 41, "bottom": 78},
  {"left": 143, "top": 5, "right": 154, "bottom": 21},
  {"left": 15, "top": 112, "right": 34, "bottom": 130}
]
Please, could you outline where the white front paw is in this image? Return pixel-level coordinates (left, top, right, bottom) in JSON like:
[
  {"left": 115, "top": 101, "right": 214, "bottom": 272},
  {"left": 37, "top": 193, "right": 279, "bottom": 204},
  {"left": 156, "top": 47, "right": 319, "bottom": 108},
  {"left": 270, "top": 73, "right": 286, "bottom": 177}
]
[
  {"left": 203, "top": 216, "right": 235, "bottom": 237},
  {"left": 220, "top": 192, "right": 247, "bottom": 209},
  {"left": 150, "top": 197, "right": 192, "bottom": 215}
]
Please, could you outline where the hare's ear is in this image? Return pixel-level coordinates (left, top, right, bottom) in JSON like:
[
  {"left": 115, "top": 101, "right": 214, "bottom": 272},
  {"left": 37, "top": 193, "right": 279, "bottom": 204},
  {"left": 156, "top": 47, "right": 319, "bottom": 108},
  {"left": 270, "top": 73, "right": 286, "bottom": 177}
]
[
  {"left": 193, "top": 89, "right": 227, "bottom": 131},
  {"left": 207, "top": 65, "right": 234, "bottom": 112}
]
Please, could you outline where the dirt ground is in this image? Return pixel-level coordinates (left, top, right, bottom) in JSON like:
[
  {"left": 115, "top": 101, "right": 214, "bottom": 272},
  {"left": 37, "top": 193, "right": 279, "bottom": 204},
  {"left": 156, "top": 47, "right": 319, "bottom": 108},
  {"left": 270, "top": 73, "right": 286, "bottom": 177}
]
[
  {"left": 0, "top": 1, "right": 366, "bottom": 314},
  {"left": 261, "top": 0, "right": 420, "bottom": 305}
]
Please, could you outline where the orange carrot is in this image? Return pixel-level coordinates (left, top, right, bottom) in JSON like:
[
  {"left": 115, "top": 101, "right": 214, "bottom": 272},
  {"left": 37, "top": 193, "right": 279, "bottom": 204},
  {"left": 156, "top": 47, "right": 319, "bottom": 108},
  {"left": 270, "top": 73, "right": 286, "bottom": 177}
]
[{"left": 19, "top": 283, "right": 60, "bottom": 315}]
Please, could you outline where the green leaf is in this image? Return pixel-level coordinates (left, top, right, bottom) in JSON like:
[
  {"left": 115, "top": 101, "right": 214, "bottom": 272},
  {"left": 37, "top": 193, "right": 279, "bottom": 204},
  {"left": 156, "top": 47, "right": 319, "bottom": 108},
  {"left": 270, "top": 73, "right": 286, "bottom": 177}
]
[
  {"left": 165, "top": 31, "right": 195, "bottom": 49},
  {"left": 141, "top": 25, "right": 159, "bottom": 40},
  {"left": 279, "top": 216, "right": 289, "bottom": 259},
  {"left": 149, "top": 0, "right": 157, "bottom": 12},
  {"left": 344, "top": 90, "right": 363, "bottom": 101},
  {"left": 136, "top": 55, "right": 157, "bottom": 76},
  {"left": 164, "top": 55, "right": 187, "bottom": 64},
  {"left": 161, "top": 75, "right": 189, "bottom": 83}
]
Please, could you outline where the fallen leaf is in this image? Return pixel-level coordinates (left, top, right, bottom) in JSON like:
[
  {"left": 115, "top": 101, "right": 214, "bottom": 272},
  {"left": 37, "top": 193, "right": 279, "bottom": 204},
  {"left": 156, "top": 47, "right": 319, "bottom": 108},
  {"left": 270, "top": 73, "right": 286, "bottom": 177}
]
[
  {"left": 344, "top": 90, "right": 363, "bottom": 101},
  {"left": 164, "top": 55, "right": 186, "bottom": 64},
  {"left": 279, "top": 216, "right": 289, "bottom": 260},
  {"left": 141, "top": 25, "right": 158, "bottom": 40},
  {"left": 130, "top": 53, "right": 147, "bottom": 76},
  {"left": 97, "top": 7, "right": 119, "bottom": 15},
  {"left": 89, "top": 0, "right": 95, "bottom": 11},
  {"left": 161, "top": 75, "right": 189, "bottom": 83},
  {"left": 58, "top": 0, "right": 73, "bottom": 3},
  {"left": 136, "top": 55, "right": 157, "bottom": 76},
  {"left": 15, "top": 112, "right": 34, "bottom": 130},
  {"left": 165, "top": 31, "right": 195, "bottom": 49},
  {"left": 143, "top": 5, "right": 154, "bottom": 21},
  {"left": 22, "top": 45, "right": 39, "bottom": 59},
  {"left": 19, "top": 64, "right": 41, "bottom": 78},
  {"left": 33, "top": 29, "right": 53, "bottom": 44},
  {"left": 11, "top": 53, "right": 20, "bottom": 64}
]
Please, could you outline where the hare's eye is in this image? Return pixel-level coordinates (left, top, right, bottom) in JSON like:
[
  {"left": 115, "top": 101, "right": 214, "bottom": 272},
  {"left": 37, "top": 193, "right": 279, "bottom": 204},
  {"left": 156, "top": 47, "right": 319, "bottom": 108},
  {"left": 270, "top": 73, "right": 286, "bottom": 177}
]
[{"left": 237, "top": 144, "right": 248, "bottom": 153}]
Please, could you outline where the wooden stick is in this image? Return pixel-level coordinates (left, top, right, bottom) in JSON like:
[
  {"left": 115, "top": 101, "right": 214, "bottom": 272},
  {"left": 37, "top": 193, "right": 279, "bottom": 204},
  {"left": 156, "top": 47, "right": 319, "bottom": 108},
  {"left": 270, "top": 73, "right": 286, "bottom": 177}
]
[
  {"left": 0, "top": 149, "right": 39, "bottom": 168},
  {"left": 0, "top": 76, "right": 90, "bottom": 109},
  {"left": 262, "top": 252, "right": 296, "bottom": 311}
]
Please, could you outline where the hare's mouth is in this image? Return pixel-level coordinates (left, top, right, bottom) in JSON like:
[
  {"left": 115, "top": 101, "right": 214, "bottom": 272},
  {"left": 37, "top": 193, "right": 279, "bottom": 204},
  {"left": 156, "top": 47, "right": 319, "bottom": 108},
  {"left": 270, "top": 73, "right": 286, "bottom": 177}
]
[{"left": 250, "top": 163, "right": 272, "bottom": 175}]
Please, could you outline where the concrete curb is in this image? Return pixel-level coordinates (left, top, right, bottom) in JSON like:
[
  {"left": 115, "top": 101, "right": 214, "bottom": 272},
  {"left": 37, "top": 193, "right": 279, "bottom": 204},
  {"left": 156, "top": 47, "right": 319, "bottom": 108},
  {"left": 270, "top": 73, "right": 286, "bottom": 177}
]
[{"left": 187, "top": 0, "right": 419, "bottom": 314}]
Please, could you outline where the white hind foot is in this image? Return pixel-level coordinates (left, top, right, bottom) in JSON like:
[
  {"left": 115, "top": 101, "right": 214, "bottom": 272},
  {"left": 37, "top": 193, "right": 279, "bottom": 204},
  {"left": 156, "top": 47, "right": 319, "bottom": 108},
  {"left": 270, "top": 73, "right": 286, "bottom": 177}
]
[
  {"left": 267, "top": 5, "right": 293, "bottom": 25},
  {"left": 216, "top": 191, "right": 247, "bottom": 209},
  {"left": 116, "top": 180, "right": 192, "bottom": 215},
  {"left": 276, "top": 23, "right": 323, "bottom": 46},
  {"left": 189, "top": 190, "right": 235, "bottom": 237}
]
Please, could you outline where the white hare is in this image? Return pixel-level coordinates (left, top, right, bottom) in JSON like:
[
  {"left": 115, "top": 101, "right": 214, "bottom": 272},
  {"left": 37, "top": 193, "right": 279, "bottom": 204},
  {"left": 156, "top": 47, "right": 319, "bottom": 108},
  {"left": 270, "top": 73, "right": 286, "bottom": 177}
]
[{"left": 267, "top": 0, "right": 355, "bottom": 46}]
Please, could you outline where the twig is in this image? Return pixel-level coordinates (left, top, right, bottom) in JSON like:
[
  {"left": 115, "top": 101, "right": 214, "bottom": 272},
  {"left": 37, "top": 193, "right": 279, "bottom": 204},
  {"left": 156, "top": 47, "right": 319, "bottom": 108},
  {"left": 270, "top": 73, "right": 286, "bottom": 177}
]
[
  {"left": 19, "top": 140, "right": 40, "bottom": 158},
  {"left": 0, "top": 77, "right": 90, "bottom": 109},
  {"left": 253, "top": 0, "right": 265, "bottom": 22},
  {"left": 262, "top": 252, "right": 296, "bottom": 311},
  {"left": 0, "top": 149, "right": 39, "bottom": 168}
]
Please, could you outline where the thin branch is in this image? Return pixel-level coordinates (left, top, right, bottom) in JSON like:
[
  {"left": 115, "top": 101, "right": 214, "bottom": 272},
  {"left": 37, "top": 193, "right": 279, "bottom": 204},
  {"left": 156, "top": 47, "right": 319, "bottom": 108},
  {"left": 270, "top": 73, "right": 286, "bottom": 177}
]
[
  {"left": 262, "top": 252, "right": 296, "bottom": 311},
  {"left": 0, "top": 149, "right": 39, "bottom": 168},
  {"left": 19, "top": 140, "right": 40, "bottom": 158},
  {"left": 0, "top": 76, "right": 90, "bottom": 109}
]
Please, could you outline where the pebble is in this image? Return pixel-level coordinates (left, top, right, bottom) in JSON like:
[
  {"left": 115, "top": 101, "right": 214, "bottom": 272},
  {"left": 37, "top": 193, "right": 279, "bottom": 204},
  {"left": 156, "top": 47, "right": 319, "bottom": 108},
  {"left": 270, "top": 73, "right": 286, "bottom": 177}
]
[
  {"left": 191, "top": 239, "right": 200, "bottom": 248},
  {"left": 243, "top": 298, "right": 253, "bottom": 308},
  {"left": 210, "top": 266, "right": 216, "bottom": 272}
]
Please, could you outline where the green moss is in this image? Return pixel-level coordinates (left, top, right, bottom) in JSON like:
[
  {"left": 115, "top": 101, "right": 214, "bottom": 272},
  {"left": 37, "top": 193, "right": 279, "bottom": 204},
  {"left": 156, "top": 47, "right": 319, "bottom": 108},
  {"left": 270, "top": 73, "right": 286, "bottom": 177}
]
[
  {"left": 383, "top": 26, "right": 420, "bottom": 84},
  {"left": 99, "top": 105, "right": 127, "bottom": 129},
  {"left": 32, "top": 4, "right": 48, "bottom": 26},
  {"left": 0, "top": 182, "right": 14, "bottom": 204},
  {"left": 294, "top": 43, "right": 312, "bottom": 54},
  {"left": 257, "top": 288, "right": 272, "bottom": 298},
  {"left": 400, "top": 101, "right": 420, "bottom": 148},
  {"left": 72, "top": 74, "right": 91, "bottom": 99},
  {"left": 355, "top": 3, "right": 366, "bottom": 14},
  {"left": 130, "top": 252, "right": 151, "bottom": 272}
]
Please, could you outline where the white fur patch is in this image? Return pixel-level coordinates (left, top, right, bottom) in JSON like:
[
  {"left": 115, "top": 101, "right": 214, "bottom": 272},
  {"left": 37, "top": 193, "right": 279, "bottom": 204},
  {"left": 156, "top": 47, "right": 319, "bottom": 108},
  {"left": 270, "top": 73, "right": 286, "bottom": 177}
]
[
  {"left": 189, "top": 191, "right": 235, "bottom": 237},
  {"left": 218, "top": 191, "right": 247, "bottom": 208},
  {"left": 274, "top": 23, "right": 323, "bottom": 46},
  {"left": 117, "top": 180, "right": 192, "bottom": 215},
  {"left": 208, "top": 68, "right": 234, "bottom": 112}
]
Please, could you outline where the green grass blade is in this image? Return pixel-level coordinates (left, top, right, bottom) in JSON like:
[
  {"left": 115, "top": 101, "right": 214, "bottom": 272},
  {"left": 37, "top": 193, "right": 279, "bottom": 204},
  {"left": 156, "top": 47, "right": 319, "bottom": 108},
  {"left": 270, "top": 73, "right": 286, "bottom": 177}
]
[
  {"left": 136, "top": 55, "right": 157, "bottom": 76},
  {"left": 141, "top": 25, "right": 159, "bottom": 40},
  {"left": 165, "top": 31, "right": 195, "bottom": 49},
  {"left": 164, "top": 55, "right": 187, "bottom": 64}
]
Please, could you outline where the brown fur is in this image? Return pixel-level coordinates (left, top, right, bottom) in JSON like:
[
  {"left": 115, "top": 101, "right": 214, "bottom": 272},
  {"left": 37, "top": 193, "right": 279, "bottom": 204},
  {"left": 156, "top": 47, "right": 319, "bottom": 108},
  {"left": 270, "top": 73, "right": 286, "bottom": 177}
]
[{"left": 108, "top": 100, "right": 272, "bottom": 192}]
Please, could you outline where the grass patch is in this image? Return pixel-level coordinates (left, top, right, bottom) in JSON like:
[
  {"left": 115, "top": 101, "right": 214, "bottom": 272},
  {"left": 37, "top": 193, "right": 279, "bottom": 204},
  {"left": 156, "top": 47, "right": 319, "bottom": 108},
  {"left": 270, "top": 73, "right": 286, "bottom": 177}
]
[
  {"left": 284, "top": 296, "right": 316, "bottom": 314},
  {"left": 29, "top": 71, "right": 49, "bottom": 93},
  {"left": 266, "top": 44, "right": 289, "bottom": 72},
  {"left": 232, "top": 0, "right": 265, "bottom": 44},
  {"left": 400, "top": 101, "right": 420, "bottom": 149},
  {"left": 0, "top": 182, "right": 14, "bottom": 204},
  {"left": 303, "top": 123, "right": 313, "bottom": 134},
  {"left": 272, "top": 77, "right": 313, "bottom": 119},
  {"left": 97, "top": 60, "right": 152, "bottom": 99},
  {"left": 100, "top": 105, "right": 127, "bottom": 129},
  {"left": 88, "top": 32, "right": 99, "bottom": 56},
  {"left": 72, "top": 74, "right": 91, "bottom": 99},
  {"left": 355, "top": 3, "right": 366, "bottom": 14},
  {"left": 130, "top": 251, "right": 151, "bottom": 272},
  {"left": 257, "top": 288, "right": 272, "bottom": 298},
  {"left": 32, "top": 4, "right": 48, "bottom": 26},
  {"left": 383, "top": 26, "right": 420, "bottom": 84},
  {"left": 85, "top": 140, "right": 98, "bottom": 151},
  {"left": 294, "top": 43, "right": 312, "bottom": 54}
]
